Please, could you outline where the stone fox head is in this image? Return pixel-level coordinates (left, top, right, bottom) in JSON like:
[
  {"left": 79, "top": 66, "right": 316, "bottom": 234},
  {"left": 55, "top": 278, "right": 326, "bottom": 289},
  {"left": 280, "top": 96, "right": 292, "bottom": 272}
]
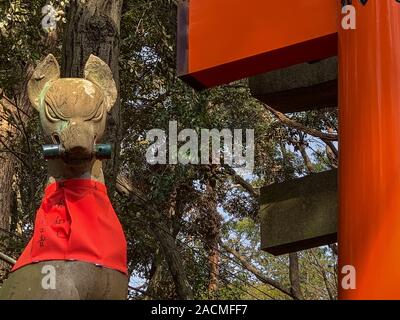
[{"left": 27, "top": 54, "right": 116, "bottom": 174}]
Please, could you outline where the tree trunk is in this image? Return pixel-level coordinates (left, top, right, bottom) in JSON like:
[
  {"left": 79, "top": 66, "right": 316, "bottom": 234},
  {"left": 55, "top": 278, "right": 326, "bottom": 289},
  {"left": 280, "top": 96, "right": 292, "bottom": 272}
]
[
  {"left": 0, "top": 113, "right": 14, "bottom": 281},
  {"left": 61, "top": 0, "right": 123, "bottom": 189},
  {"left": 0, "top": 114, "right": 14, "bottom": 230},
  {"left": 161, "top": 188, "right": 194, "bottom": 299},
  {"left": 145, "top": 248, "right": 163, "bottom": 300},
  {"left": 205, "top": 177, "right": 221, "bottom": 298},
  {"left": 0, "top": 72, "right": 32, "bottom": 282},
  {"left": 151, "top": 225, "right": 193, "bottom": 300},
  {"left": 207, "top": 245, "right": 220, "bottom": 297},
  {"left": 289, "top": 252, "right": 304, "bottom": 300}
]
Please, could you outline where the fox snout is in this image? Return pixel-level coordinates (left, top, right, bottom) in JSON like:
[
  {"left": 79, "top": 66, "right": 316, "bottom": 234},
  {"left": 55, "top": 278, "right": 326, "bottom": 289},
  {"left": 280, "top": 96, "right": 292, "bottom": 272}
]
[{"left": 54, "top": 122, "right": 96, "bottom": 161}]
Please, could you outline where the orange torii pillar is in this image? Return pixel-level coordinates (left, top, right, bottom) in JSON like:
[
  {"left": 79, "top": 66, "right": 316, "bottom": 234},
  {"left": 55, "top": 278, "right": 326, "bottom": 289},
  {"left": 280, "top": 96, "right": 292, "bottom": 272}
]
[
  {"left": 178, "top": 0, "right": 400, "bottom": 299},
  {"left": 339, "top": 0, "right": 400, "bottom": 299}
]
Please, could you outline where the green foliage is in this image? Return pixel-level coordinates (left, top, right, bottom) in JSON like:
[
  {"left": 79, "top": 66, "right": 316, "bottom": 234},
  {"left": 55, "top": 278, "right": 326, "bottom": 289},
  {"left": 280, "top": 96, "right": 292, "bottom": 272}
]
[{"left": 0, "top": 0, "right": 338, "bottom": 300}]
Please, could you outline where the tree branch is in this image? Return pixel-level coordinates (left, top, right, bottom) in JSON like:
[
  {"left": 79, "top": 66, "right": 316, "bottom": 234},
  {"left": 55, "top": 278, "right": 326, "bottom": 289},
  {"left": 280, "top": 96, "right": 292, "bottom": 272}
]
[
  {"left": 310, "top": 250, "right": 335, "bottom": 300},
  {"left": 222, "top": 165, "right": 259, "bottom": 198},
  {"left": 0, "top": 88, "right": 31, "bottom": 119},
  {"left": 296, "top": 135, "right": 315, "bottom": 174},
  {"left": 323, "top": 139, "right": 339, "bottom": 160},
  {"left": 329, "top": 244, "right": 338, "bottom": 256},
  {"left": 0, "top": 252, "right": 16, "bottom": 266},
  {"left": 220, "top": 241, "right": 298, "bottom": 299},
  {"left": 263, "top": 104, "right": 338, "bottom": 141}
]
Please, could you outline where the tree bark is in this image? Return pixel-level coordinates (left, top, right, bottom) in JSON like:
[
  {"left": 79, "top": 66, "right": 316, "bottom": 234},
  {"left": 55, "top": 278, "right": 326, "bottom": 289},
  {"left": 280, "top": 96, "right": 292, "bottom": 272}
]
[
  {"left": 61, "top": 0, "right": 123, "bottom": 189},
  {"left": 0, "top": 92, "right": 17, "bottom": 231},
  {"left": 145, "top": 248, "right": 164, "bottom": 300},
  {"left": 289, "top": 253, "right": 304, "bottom": 300},
  {"left": 0, "top": 103, "right": 14, "bottom": 229},
  {"left": 205, "top": 177, "right": 221, "bottom": 298},
  {"left": 207, "top": 245, "right": 220, "bottom": 297},
  {"left": 0, "top": 72, "right": 31, "bottom": 281},
  {"left": 0, "top": 108, "right": 14, "bottom": 280},
  {"left": 151, "top": 224, "right": 193, "bottom": 300}
]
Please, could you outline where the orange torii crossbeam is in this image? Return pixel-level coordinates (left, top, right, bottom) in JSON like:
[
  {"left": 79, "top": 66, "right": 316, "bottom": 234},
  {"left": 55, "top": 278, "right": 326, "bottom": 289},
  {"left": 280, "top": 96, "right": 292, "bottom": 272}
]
[
  {"left": 177, "top": 0, "right": 338, "bottom": 89},
  {"left": 178, "top": 0, "right": 400, "bottom": 299}
]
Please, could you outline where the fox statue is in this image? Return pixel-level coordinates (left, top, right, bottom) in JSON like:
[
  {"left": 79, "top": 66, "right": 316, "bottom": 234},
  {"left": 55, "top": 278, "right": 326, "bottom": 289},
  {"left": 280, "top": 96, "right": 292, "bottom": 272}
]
[{"left": 0, "top": 54, "right": 128, "bottom": 300}]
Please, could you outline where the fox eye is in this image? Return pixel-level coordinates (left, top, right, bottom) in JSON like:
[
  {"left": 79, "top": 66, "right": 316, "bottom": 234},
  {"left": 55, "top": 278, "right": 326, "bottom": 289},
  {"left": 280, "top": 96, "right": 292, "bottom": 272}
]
[
  {"left": 45, "top": 103, "right": 60, "bottom": 122},
  {"left": 91, "top": 105, "right": 104, "bottom": 122}
]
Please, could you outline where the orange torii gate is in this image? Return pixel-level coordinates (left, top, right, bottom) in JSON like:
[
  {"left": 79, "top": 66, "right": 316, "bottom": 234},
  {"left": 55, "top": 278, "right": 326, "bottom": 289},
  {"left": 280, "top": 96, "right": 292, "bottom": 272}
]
[{"left": 177, "top": 0, "right": 400, "bottom": 300}]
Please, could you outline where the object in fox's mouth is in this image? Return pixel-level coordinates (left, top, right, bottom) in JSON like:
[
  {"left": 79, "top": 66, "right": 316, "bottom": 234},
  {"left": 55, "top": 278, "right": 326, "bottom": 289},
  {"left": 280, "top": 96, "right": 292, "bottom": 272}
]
[{"left": 42, "top": 144, "right": 112, "bottom": 160}]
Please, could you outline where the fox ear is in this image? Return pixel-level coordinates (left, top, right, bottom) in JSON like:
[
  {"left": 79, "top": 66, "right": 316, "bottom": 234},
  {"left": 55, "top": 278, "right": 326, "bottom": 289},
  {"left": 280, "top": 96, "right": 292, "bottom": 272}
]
[
  {"left": 28, "top": 54, "right": 60, "bottom": 111},
  {"left": 84, "top": 55, "right": 117, "bottom": 113}
]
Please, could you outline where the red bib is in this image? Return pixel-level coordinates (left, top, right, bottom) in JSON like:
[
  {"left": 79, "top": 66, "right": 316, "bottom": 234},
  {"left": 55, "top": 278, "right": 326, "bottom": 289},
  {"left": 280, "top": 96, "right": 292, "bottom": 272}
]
[{"left": 12, "top": 179, "right": 127, "bottom": 275}]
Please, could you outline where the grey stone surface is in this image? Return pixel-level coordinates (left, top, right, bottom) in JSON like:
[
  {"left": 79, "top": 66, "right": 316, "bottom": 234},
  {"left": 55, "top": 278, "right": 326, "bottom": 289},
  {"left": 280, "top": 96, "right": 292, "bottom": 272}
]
[
  {"left": 0, "top": 261, "right": 128, "bottom": 300},
  {"left": 250, "top": 57, "right": 338, "bottom": 113},
  {"left": 260, "top": 170, "right": 337, "bottom": 255}
]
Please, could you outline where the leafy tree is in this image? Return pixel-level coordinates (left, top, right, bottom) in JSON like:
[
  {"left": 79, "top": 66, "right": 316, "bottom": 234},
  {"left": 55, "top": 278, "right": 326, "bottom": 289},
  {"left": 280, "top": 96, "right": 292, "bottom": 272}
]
[{"left": 0, "top": 0, "right": 338, "bottom": 300}]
